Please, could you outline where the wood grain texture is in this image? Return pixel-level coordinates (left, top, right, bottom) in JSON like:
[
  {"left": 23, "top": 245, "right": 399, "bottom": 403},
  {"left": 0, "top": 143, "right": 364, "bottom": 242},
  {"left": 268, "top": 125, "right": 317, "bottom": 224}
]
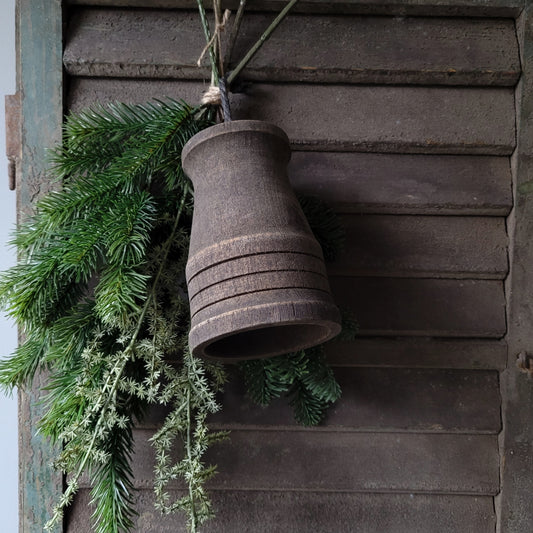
[
  {"left": 499, "top": 6, "right": 533, "bottom": 531},
  {"left": 18, "top": 1, "right": 64, "bottom": 532},
  {"left": 64, "top": 9, "right": 520, "bottom": 86},
  {"left": 121, "top": 429, "right": 500, "bottom": 494},
  {"left": 60, "top": 4, "right": 517, "bottom": 531},
  {"left": 289, "top": 152, "right": 512, "bottom": 215},
  {"left": 5, "top": 93, "right": 20, "bottom": 190},
  {"left": 67, "top": 79, "right": 516, "bottom": 155},
  {"left": 68, "top": 489, "right": 496, "bottom": 533},
  {"left": 330, "top": 278, "right": 506, "bottom": 337},
  {"left": 325, "top": 338, "right": 508, "bottom": 369},
  {"left": 65, "top": 0, "right": 525, "bottom": 18},
  {"left": 139, "top": 368, "right": 501, "bottom": 433},
  {"left": 184, "top": 120, "right": 341, "bottom": 361},
  {"left": 329, "top": 215, "right": 508, "bottom": 278}
]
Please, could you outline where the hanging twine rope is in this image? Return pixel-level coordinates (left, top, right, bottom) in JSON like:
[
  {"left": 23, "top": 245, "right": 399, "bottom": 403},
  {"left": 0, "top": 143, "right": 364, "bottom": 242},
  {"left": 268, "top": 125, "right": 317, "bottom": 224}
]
[
  {"left": 198, "top": 8, "right": 231, "bottom": 111},
  {"left": 218, "top": 77, "right": 232, "bottom": 122},
  {"left": 200, "top": 78, "right": 232, "bottom": 121},
  {"left": 196, "top": 0, "right": 299, "bottom": 121},
  {"left": 197, "top": 9, "right": 231, "bottom": 69}
]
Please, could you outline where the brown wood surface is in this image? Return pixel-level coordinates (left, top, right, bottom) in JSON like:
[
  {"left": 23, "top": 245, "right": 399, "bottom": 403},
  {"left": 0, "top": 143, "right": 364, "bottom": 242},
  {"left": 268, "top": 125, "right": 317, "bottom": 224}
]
[
  {"left": 289, "top": 152, "right": 512, "bottom": 215},
  {"left": 330, "top": 277, "right": 506, "bottom": 337},
  {"left": 60, "top": 3, "right": 518, "bottom": 532},
  {"left": 65, "top": 0, "right": 525, "bottom": 18},
  {"left": 325, "top": 338, "right": 507, "bottom": 369},
  {"left": 117, "top": 429, "right": 500, "bottom": 494},
  {"left": 329, "top": 215, "right": 508, "bottom": 278},
  {"left": 138, "top": 368, "right": 501, "bottom": 433},
  {"left": 499, "top": 6, "right": 533, "bottom": 531},
  {"left": 64, "top": 9, "right": 520, "bottom": 86},
  {"left": 68, "top": 79, "right": 516, "bottom": 155},
  {"left": 68, "top": 489, "right": 496, "bottom": 533}
]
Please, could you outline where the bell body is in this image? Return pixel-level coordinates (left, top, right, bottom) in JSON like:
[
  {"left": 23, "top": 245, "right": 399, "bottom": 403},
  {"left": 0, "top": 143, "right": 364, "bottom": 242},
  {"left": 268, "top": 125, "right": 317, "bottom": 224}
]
[{"left": 182, "top": 120, "right": 341, "bottom": 361}]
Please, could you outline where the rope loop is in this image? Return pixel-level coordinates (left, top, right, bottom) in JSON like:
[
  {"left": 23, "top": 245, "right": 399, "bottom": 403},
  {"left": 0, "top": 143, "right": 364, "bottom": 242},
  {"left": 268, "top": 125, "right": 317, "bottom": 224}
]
[{"left": 197, "top": 9, "right": 231, "bottom": 68}]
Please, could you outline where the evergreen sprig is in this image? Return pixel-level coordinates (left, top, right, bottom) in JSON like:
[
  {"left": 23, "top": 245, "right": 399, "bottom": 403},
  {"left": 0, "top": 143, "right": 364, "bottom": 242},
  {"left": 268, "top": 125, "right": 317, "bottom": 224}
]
[
  {"left": 0, "top": 97, "right": 347, "bottom": 533},
  {"left": 0, "top": 99, "right": 224, "bottom": 533},
  {"left": 297, "top": 194, "right": 346, "bottom": 261},
  {"left": 238, "top": 201, "right": 357, "bottom": 425},
  {"left": 240, "top": 345, "right": 341, "bottom": 426}
]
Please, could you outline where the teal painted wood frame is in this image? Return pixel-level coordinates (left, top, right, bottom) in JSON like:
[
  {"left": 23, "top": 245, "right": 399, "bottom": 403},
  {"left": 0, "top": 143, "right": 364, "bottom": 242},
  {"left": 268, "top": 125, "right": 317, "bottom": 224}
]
[{"left": 17, "top": 0, "right": 63, "bottom": 531}]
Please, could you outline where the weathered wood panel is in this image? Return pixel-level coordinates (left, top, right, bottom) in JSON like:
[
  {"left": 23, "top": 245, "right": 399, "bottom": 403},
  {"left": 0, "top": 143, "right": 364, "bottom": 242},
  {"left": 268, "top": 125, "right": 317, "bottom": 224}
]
[
  {"left": 325, "top": 338, "right": 507, "bottom": 369},
  {"left": 64, "top": 9, "right": 520, "bottom": 86},
  {"left": 211, "top": 368, "right": 502, "bottom": 432},
  {"left": 122, "top": 430, "right": 499, "bottom": 494},
  {"left": 329, "top": 215, "right": 508, "bottom": 278},
  {"left": 68, "top": 79, "right": 516, "bottom": 155},
  {"left": 59, "top": 4, "right": 517, "bottom": 533},
  {"left": 138, "top": 369, "right": 501, "bottom": 432},
  {"left": 166, "top": 340, "right": 508, "bottom": 371},
  {"left": 289, "top": 152, "right": 512, "bottom": 215},
  {"left": 331, "top": 278, "right": 506, "bottom": 337},
  {"left": 499, "top": 6, "right": 533, "bottom": 531},
  {"left": 18, "top": 1, "right": 64, "bottom": 532},
  {"left": 68, "top": 489, "right": 497, "bottom": 533},
  {"left": 65, "top": 0, "right": 525, "bottom": 18}
]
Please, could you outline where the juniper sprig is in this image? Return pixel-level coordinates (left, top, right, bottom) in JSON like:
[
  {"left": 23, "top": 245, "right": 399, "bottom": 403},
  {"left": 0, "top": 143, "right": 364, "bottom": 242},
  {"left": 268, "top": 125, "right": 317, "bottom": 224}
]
[
  {"left": 0, "top": 97, "right": 348, "bottom": 533},
  {"left": 0, "top": 99, "right": 224, "bottom": 533}
]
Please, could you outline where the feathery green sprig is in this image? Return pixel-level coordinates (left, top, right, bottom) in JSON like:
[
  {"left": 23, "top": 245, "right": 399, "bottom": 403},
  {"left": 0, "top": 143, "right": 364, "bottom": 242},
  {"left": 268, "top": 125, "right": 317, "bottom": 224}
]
[
  {"left": 239, "top": 346, "right": 341, "bottom": 426},
  {"left": 0, "top": 97, "right": 347, "bottom": 533},
  {"left": 0, "top": 99, "right": 223, "bottom": 533},
  {"left": 238, "top": 199, "right": 355, "bottom": 426}
]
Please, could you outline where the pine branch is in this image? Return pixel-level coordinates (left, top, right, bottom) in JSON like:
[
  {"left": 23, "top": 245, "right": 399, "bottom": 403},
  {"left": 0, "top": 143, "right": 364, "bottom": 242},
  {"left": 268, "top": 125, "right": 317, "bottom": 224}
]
[
  {"left": 239, "top": 346, "right": 342, "bottom": 426},
  {"left": 239, "top": 352, "right": 305, "bottom": 406},
  {"left": 238, "top": 195, "right": 350, "bottom": 425},
  {"left": 336, "top": 308, "right": 359, "bottom": 342},
  {"left": 288, "top": 382, "right": 330, "bottom": 426},
  {"left": 0, "top": 246, "right": 87, "bottom": 327},
  {"left": 152, "top": 350, "right": 227, "bottom": 532},
  {"left": 0, "top": 91, "right": 348, "bottom": 533},
  {"left": 89, "top": 417, "right": 137, "bottom": 533},
  {"left": 45, "top": 191, "right": 191, "bottom": 531},
  {"left": 0, "top": 329, "right": 48, "bottom": 391},
  {"left": 0, "top": 99, "right": 206, "bottom": 371},
  {"left": 0, "top": 99, "right": 221, "bottom": 533},
  {"left": 18, "top": 100, "right": 203, "bottom": 256}
]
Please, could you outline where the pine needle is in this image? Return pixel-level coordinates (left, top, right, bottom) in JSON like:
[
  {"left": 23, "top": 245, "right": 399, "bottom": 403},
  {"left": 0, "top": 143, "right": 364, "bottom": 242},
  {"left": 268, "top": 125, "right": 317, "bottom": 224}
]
[{"left": 0, "top": 96, "right": 347, "bottom": 533}]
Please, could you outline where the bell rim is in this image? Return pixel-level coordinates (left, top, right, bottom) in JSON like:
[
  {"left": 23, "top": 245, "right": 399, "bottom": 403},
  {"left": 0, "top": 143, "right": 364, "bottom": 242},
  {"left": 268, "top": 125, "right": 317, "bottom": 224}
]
[
  {"left": 189, "top": 299, "right": 342, "bottom": 363},
  {"left": 182, "top": 119, "right": 290, "bottom": 166}
]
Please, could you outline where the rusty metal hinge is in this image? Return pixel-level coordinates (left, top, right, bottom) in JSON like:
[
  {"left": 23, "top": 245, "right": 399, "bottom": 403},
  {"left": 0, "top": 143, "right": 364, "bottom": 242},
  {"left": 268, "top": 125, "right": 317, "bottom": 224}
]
[
  {"left": 5, "top": 93, "right": 20, "bottom": 191},
  {"left": 517, "top": 352, "right": 533, "bottom": 377}
]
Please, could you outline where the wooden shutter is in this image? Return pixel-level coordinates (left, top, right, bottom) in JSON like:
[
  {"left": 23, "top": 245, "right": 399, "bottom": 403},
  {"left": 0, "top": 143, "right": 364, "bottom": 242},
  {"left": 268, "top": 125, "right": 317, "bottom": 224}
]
[{"left": 18, "top": 1, "right": 533, "bottom": 531}]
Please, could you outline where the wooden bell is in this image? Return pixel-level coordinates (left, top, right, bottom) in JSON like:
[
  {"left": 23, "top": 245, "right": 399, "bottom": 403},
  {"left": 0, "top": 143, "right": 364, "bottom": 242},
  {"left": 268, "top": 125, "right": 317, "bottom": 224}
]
[{"left": 182, "top": 120, "right": 341, "bottom": 362}]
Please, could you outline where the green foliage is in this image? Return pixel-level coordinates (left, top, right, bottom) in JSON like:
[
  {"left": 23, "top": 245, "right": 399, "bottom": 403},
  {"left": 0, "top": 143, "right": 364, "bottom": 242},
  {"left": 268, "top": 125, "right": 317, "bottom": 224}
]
[
  {"left": 0, "top": 99, "right": 224, "bottom": 533},
  {"left": 239, "top": 311, "right": 357, "bottom": 426},
  {"left": 0, "top": 97, "right": 348, "bottom": 533},
  {"left": 240, "top": 346, "right": 341, "bottom": 426},
  {"left": 239, "top": 202, "right": 357, "bottom": 426},
  {"left": 297, "top": 194, "right": 346, "bottom": 261},
  {"left": 151, "top": 351, "right": 228, "bottom": 530},
  {"left": 90, "top": 421, "right": 137, "bottom": 533},
  {"left": 337, "top": 308, "right": 359, "bottom": 342}
]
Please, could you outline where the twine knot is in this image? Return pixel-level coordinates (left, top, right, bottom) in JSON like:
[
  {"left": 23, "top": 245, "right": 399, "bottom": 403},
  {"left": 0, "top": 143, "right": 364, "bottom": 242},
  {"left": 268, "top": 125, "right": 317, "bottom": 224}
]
[{"left": 201, "top": 85, "right": 222, "bottom": 106}]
